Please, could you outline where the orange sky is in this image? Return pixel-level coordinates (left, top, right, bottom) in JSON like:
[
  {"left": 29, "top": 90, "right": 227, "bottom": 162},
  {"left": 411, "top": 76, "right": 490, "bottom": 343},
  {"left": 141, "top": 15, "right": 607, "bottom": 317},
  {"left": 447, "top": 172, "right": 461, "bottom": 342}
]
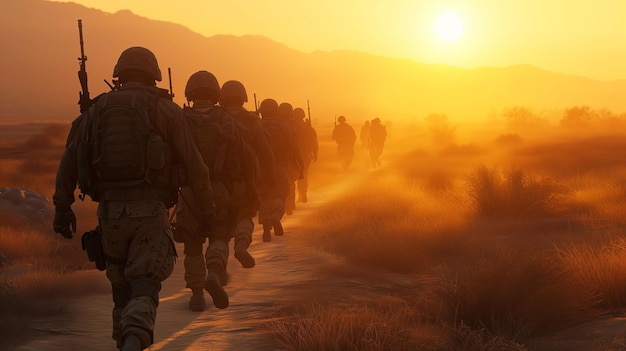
[{"left": 48, "top": 0, "right": 626, "bottom": 81}]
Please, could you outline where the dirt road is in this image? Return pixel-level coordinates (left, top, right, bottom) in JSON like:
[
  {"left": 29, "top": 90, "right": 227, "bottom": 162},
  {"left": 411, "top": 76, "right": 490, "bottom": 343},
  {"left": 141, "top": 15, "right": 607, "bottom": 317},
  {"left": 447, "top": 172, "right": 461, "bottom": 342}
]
[{"left": 11, "top": 177, "right": 362, "bottom": 351}]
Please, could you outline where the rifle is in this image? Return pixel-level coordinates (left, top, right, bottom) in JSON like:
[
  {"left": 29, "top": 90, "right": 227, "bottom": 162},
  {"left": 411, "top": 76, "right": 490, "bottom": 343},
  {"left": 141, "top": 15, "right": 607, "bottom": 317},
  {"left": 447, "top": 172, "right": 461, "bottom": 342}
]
[
  {"left": 334, "top": 115, "right": 337, "bottom": 127},
  {"left": 77, "top": 19, "right": 91, "bottom": 113},
  {"left": 253, "top": 93, "right": 259, "bottom": 117},
  {"left": 168, "top": 67, "right": 175, "bottom": 99},
  {"left": 306, "top": 99, "right": 312, "bottom": 126}
]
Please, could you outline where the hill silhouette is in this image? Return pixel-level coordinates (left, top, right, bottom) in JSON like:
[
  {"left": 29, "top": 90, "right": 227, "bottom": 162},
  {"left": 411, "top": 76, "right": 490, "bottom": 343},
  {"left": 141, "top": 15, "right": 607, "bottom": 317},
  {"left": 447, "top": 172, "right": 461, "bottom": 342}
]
[{"left": 2, "top": 0, "right": 625, "bottom": 124}]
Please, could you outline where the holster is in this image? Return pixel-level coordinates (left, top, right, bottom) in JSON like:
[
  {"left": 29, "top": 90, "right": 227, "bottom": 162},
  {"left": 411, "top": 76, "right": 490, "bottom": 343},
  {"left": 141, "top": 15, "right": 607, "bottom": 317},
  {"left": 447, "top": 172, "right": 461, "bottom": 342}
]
[{"left": 81, "top": 226, "right": 106, "bottom": 271}]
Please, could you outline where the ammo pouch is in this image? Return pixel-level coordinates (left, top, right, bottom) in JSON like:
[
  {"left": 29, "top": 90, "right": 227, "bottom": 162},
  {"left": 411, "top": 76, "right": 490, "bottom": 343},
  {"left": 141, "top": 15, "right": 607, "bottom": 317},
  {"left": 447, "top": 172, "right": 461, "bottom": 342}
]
[{"left": 81, "top": 227, "right": 106, "bottom": 271}]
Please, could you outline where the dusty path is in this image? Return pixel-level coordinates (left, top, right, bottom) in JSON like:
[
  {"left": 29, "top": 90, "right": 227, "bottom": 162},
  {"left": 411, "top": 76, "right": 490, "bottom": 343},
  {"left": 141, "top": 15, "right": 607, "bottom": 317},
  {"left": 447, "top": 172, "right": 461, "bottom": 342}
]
[{"left": 12, "top": 175, "right": 364, "bottom": 351}]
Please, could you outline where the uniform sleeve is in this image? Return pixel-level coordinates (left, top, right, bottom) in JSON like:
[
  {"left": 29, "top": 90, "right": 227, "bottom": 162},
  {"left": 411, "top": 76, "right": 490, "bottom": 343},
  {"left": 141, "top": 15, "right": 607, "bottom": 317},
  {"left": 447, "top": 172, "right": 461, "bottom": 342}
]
[
  {"left": 165, "top": 105, "right": 216, "bottom": 217},
  {"left": 52, "top": 115, "right": 85, "bottom": 210}
]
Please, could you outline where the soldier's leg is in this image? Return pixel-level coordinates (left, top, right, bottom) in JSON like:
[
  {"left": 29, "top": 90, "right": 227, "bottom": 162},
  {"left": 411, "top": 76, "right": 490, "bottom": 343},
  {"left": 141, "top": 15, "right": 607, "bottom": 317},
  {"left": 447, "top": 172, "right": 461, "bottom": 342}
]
[
  {"left": 270, "top": 197, "right": 285, "bottom": 236},
  {"left": 100, "top": 211, "right": 133, "bottom": 349},
  {"left": 297, "top": 161, "right": 310, "bottom": 203},
  {"left": 103, "top": 206, "right": 175, "bottom": 351},
  {"left": 259, "top": 197, "right": 272, "bottom": 242},
  {"left": 204, "top": 227, "right": 230, "bottom": 309},
  {"left": 234, "top": 208, "right": 256, "bottom": 268},
  {"left": 285, "top": 180, "right": 296, "bottom": 215},
  {"left": 183, "top": 235, "right": 206, "bottom": 311}
]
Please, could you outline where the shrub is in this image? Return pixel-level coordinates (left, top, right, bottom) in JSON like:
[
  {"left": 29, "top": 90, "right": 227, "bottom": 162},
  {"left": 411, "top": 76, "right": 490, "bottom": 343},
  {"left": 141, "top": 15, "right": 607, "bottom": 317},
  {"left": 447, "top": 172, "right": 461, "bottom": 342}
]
[{"left": 466, "top": 165, "right": 571, "bottom": 220}]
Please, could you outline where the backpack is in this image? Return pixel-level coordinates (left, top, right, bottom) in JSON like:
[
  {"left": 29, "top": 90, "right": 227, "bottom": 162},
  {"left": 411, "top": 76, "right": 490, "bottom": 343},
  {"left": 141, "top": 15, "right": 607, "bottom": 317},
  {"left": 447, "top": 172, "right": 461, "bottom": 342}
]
[
  {"left": 185, "top": 106, "right": 245, "bottom": 187},
  {"left": 78, "top": 90, "right": 167, "bottom": 201},
  {"left": 260, "top": 119, "right": 288, "bottom": 164}
]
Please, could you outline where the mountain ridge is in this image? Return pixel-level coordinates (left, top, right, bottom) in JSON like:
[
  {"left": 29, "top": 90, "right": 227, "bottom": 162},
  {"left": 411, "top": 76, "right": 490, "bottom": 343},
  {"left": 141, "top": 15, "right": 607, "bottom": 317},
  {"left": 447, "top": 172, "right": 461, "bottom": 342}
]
[{"left": 1, "top": 0, "right": 625, "bottom": 124}]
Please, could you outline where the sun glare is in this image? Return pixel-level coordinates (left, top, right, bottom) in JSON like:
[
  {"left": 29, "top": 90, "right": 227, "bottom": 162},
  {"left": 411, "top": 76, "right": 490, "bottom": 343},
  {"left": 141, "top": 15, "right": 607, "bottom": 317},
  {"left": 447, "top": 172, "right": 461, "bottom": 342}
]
[{"left": 435, "top": 12, "right": 464, "bottom": 42}]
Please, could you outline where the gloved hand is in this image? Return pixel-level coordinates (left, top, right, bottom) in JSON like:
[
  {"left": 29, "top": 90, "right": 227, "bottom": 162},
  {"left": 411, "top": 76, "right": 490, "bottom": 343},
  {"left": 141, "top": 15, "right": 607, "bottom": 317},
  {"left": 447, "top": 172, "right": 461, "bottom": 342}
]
[{"left": 53, "top": 208, "right": 76, "bottom": 239}]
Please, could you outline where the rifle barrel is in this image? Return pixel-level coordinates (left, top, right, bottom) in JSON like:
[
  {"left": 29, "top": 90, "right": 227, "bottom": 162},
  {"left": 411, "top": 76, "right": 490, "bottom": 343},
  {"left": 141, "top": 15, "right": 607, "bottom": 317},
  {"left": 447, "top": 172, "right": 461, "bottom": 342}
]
[
  {"left": 168, "top": 67, "right": 174, "bottom": 98},
  {"left": 78, "top": 19, "right": 86, "bottom": 69}
]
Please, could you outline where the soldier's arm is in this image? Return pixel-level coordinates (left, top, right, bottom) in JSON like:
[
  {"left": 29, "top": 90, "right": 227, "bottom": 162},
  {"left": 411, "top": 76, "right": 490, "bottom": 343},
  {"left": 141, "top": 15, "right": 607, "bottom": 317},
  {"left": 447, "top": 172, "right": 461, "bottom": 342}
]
[
  {"left": 53, "top": 115, "right": 84, "bottom": 210},
  {"left": 169, "top": 109, "right": 215, "bottom": 217}
]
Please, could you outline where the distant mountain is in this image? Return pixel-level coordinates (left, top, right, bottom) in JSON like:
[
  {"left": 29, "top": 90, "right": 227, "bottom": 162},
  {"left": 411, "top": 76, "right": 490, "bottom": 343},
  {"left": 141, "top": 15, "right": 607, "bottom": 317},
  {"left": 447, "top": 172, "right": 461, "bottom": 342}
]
[{"left": 2, "top": 0, "right": 625, "bottom": 125}]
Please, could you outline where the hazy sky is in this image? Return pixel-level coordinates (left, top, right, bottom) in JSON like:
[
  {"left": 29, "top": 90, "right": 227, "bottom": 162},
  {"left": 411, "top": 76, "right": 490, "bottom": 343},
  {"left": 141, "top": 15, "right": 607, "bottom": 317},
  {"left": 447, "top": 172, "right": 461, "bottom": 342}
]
[{"left": 49, "top": 0, "right": 626, "bottom": 81}]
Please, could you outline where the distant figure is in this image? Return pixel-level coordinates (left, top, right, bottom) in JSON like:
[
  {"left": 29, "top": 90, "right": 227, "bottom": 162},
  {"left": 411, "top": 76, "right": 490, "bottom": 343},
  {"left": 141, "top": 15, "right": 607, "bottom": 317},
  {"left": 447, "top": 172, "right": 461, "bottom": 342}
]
[
  {"left": 368, "top": 117, "right": 387, "bottom": 168},
  {"left": 331, "top": 115, "right": 357, "bottom": 170},
  {"left": 220, "top": 80, "right": 275, "bottom": 270},
  {"left": 360, "top": 120, "right": 371, "bottom": 149},
  {"left": 53, "top": 47, "right": 215, "bottom": 351},
  {"left": 258, "top": 99, "right": 302, "bottom": 241},
  {"left": 293, "top": 107, "right": 318, "bottom": 203},
  {"left": 175, "top": 71, "right": 256, "bottom": 312}
]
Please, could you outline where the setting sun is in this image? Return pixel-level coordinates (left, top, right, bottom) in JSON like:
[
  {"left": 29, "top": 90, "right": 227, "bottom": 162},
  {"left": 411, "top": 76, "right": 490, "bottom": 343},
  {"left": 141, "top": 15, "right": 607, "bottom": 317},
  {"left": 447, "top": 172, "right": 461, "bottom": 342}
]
[{"left": 435, "top": 12, "right": 464, "bottom": 42}]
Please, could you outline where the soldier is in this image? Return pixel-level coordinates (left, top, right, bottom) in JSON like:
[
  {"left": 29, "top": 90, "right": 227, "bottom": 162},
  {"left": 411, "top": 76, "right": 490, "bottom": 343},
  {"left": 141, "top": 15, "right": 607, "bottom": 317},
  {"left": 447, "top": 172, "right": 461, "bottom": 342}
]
[
  {"left": 258, "top": 99, "right": 301, "bottom": 241},
  {"left": 278, "top": 102, "right": 303, "bottom": 215},
  {"left": 331, "top": 115, "right": 357, "bottom": 170},
  {"left": 292, "top": 107, "right": 318, "bottom": 203},
  {"left": 368, "top": 117, "right": 387, "bottom": 168},
  {"left": 174, "top": 71, "right": 256, "bottom": 312},
  {"left": 53, "top": 47, "right": 215, "bottom": 351},
  {"left": 219, "top": 80, "right": 275, "bottom": 269}
]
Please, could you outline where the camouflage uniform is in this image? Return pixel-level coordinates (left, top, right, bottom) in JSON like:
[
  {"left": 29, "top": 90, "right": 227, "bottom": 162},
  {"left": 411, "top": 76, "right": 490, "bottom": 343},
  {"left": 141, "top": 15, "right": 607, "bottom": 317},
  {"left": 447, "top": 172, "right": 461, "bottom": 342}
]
[
  {"left": 53, "top": 48, "right": 214, "bottom": 351},
  {"left": 278, "top": 103, "right": 304, "bottom": 215},
  {"left": 292, "top": 107, "right": 318, "bottom": 203},
  {"left": 258, "top": 99, "right": 302, "bottom": 241},
  {"left": 221, "top": 99, "right": 275, "bottom": 259},
  {"left": 174, "top": 72, "right": 256, "bottom": 311}
]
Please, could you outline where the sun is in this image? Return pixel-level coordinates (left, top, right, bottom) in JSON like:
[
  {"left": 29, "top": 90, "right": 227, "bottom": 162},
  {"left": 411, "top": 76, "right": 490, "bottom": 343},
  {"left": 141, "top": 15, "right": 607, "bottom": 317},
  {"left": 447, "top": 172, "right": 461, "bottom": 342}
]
[{"left": 435, "top": 12, "right": 464, "bottom": 42}]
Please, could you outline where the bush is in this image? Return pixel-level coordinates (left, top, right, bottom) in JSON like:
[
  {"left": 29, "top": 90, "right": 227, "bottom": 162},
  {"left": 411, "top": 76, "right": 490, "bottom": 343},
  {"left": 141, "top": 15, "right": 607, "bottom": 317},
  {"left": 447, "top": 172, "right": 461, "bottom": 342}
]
[{"left": 466, "top": 165, "right": 571, "bottom": 220}]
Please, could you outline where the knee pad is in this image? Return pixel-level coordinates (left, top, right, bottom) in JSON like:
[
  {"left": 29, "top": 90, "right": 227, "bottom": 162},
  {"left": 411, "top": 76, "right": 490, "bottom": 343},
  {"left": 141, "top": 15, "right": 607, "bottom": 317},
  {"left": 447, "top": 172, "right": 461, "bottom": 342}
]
[{"left": 130, "top": 278, "right": 161, "bottom": 307}]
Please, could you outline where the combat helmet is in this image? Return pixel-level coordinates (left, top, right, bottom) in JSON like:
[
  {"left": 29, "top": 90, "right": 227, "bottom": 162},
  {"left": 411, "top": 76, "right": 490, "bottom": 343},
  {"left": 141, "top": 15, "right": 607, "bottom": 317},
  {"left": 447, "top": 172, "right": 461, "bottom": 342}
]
[
  {"left": 113, "top": 47, "right": 162, "bottom": 82},
  {"left": 185, "top": 71, "right": 220, "bottom": 102},
  {"left": 220, "top": 80, "right": 248, "bottom": 103},
  {"left": 293, "top": 108, "right": 306, "bottom": 120},
  {"left": 337, "top": 115, "right": 346, "bottom": 123},
  {"left": 278, "top": 102, "right": 293, "bottom": 120},
  {"left": 258, "top": 99, "right": 279, "bottom": 118}
]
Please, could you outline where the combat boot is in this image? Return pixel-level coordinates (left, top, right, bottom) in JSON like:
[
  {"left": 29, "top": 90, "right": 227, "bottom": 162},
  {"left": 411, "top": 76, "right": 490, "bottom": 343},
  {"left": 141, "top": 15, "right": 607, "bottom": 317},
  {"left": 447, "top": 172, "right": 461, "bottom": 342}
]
[
  {"left": 262, "top": 224, "right": 272, "bottom": 242},
  {"left": 188, "top": 288, "right": 206, "bottom": 312},
  {"left": 299, "top": 192, "right": 307, "bottom": 203},
  {"left": 234, "top": 240, "right": 256, "bottom": 268},
  {"left": 273, "top": 220, "right": 284, "bottom": 236},
  {"left": 120, "top": 335, "right": 141, "bottom": 351},
  {"left": 204, "top": 265, "right": 229, "bottom": 309}
]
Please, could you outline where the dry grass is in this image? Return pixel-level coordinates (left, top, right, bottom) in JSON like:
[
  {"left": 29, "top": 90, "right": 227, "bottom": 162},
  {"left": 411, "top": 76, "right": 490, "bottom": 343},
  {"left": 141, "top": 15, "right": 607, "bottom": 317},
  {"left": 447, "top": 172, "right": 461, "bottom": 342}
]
[
  {"left": 270, "top": 298, "right": 439, "bottom": 351},
  {"left": 277, "top": 120, "right": 626, "bottom": 350},
  {"left": 0, "top": 122, "right": 104, "bottom": 347},
  {"left": 466, "top": 165, "right": 572, "bottom": 220}
]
